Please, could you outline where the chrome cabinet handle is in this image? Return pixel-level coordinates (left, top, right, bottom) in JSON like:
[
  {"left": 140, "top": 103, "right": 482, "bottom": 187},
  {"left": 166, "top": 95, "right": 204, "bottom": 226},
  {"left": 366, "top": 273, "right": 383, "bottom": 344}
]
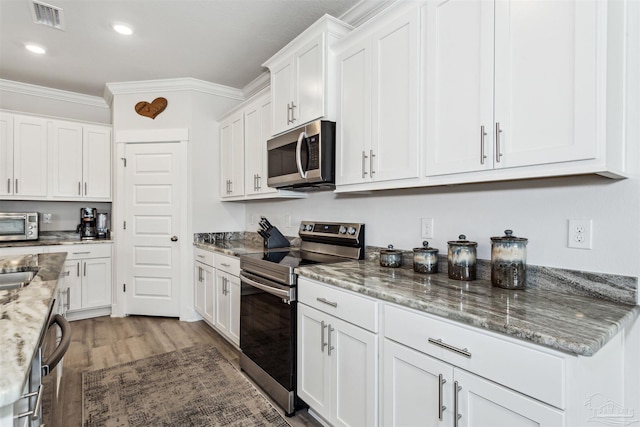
[
  {"left": 84, "top": 262, "right": 86, "bottom": 277},
  {"left": 290, "top": 101, "right": 297, "bottom": 123},
  {"left": 454, "top": 381, "right": 462, "bottom": 427},
  {"left": 72, "top": 251, "right": 90, "bottom": 255},
  {"left": 197, "top": 255, "right": 205, "bottom": 259},
  {"left": 320, "top": 320, "right": 328, "bottom": 352},
  {"left": 316, "top": 297, "right": 337, "bottom": 308},
  {"left": 361, "top": 151, "right": 368, "bottom": 178},
  {"left": 7, "top": 178, "right": 10, "bottom": 193},
  {"left": 15, "top": 179, "right": 18, "bottom": 194},
  {"left": 370, "top": 149, "right": 375, "bottom": 176},
  {"left": 495, "top": 122, "right": 503, "bottom": 163},
  {"left": 78, "top": 181, "right": 81, "bottom": 195},
  {"left": 66, "top": 287, "right": 70, "bottom": 310},
  {"left": 428, "top": 338, "right": 472, "bottom": 358},
  {"left": 84, "top": 182, "right": 87, "bottom": 195},
  {"left": 438, "top": 374, "right": 447, "bottom": 420},
  {"left": 480, "top": 125, "right": 487, "bottom": 165},
  {"left": 221, "top": 262, "right": 230, "bottom": 267},
  {"left": 76, "top": 262, "right": 80, "bottom": 277},
  {"left": 287, "top": 103, "right": 291, "bottom": 124},
  {"left": 328, "top": 325, "right": 335, "bottom": 356},
  {"left": 198, "top": 266, "right": 202, "bottom": 282},
  {"left": 256, "top": 174, "right": 261, "bottom": 191}
]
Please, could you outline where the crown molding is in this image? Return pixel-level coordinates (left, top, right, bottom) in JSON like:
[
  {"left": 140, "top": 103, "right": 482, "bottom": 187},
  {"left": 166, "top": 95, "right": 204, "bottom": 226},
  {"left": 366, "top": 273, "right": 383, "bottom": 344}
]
[
  {"left": 339, "top": 0, "right": 397, "bottom": 27},
  {"left": 242, "top": 72, "right": 270, "bottom": 99},
  {"left": 0, "top": 79, "right": 109, "bottom": 109},
  {"left": 104, "top": 77, "right": 245, "bottom": 106}
]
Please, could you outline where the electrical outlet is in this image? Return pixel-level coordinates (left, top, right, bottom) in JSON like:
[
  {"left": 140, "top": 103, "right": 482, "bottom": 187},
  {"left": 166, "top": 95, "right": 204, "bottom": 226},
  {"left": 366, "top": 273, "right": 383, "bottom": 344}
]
[
  {"left": 421, "top": 218, "right": 434, "bottom": 239},
  {"left": 43, "top": 213, "right": 52, "bottom": 223},
  {"left": 568, "top": 219, "right": 592, "bottom": 249}
]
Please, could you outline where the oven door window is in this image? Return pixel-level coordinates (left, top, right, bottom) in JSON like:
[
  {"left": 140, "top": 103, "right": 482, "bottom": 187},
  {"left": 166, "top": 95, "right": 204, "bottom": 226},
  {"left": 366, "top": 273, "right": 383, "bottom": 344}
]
[
  {"left": 240, "top": 281, "right": 295, "bottom": 391},
  {"left": 0, "top": 218, "right": 26, "bottom": 237}
]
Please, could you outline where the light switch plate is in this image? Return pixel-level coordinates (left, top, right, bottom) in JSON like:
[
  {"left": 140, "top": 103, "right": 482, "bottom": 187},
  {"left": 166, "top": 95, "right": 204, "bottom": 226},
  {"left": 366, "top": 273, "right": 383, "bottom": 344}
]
[{"left": 421, "top": 218, "right": 434, "bottom": 239}]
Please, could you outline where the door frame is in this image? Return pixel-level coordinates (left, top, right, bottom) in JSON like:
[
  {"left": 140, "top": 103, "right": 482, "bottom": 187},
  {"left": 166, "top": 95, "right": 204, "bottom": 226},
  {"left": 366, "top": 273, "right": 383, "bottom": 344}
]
[{"left": 113, "top": 128, "right": 192, "bottom": 320}]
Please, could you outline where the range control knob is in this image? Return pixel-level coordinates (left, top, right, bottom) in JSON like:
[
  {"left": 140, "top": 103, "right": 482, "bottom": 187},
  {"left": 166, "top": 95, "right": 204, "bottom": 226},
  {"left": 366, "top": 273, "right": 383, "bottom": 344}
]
[
  {"left": 347, "top": 226, "right": 357, "bottom": 235},
  {"left": 339, "top": 226, "right": 347, "bottom": 234},
  {"left": 300, "top": 224, "right": 307, "bottom": 231},
  {"left": 305, "top": 224, "right": 313, "bottom": 232}
]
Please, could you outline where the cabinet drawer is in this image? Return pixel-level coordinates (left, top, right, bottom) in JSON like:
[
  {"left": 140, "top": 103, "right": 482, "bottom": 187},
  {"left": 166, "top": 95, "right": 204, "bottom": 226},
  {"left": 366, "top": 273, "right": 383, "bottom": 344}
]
[
  {"left": 298, "top": 278, "right": 378, "bottom": 333},
  {"left": 65, "top": 243, "right": 112, "bottom": 259},
  {"left": 194, "top": 247, "right": 215, "bottom": 267},
  {"left": 384, "top": 304, "right": 566, "bottom": 409},
  {"left": 215, "top": 253, "right": 240, "bottom": 275}
]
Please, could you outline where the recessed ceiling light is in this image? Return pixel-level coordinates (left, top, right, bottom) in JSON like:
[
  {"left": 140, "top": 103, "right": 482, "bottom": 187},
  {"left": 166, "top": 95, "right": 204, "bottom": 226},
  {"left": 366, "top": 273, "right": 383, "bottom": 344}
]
[
  {"left": 25, "top": 43, "right": 46, "bottom": 54},
  {"left": 113, "top": 23, "right": 134, "bottom": 36}
]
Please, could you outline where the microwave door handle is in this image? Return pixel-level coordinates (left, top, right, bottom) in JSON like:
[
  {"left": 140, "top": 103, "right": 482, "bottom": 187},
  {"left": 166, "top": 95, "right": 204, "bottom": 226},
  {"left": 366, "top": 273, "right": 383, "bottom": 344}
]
[{"left": 295, "top": 131, "right": 308, "bottom": 179}]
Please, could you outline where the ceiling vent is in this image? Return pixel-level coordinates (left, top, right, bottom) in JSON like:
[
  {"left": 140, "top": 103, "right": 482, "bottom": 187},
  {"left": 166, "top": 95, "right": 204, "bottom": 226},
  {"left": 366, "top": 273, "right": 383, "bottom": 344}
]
[{"left": 28, "top": 0, "right": 65, "bottom": 30}]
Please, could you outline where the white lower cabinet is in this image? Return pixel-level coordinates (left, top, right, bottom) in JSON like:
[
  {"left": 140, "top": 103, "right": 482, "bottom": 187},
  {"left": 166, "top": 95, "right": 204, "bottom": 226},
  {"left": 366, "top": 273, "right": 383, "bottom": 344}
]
[
  {"left": 194, "top": 248, "right": 215, "bottom": 325},
  {"left": 61, "top": 244, "right": 112, "bottom": 320},
  {"left": 383, "top": 338, "right": 564, "bottom": 427},
  {"left": 214, "top": 269, "right": 240, "bottom": 346},
  {"left": 297, "top": 278, "right": 378, "bottom": 427}
]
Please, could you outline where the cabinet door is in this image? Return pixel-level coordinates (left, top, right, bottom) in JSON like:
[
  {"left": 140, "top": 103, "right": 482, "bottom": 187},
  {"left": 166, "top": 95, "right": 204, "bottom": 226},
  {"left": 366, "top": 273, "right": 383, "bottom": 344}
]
[
  {"left": 194, "top": 263, "right": 205, "bottom": 317},
  {"left": 220, "top": 112, "right": 244, "bottom": 198},
  {"left": 244, "top": 94, "right": 276, "bottom": 196},
  {"left": 332, "top": 314, "right": 378, "bottom": 427},
  {"left": 455, "top": 369, "right": 565, "bottom": 427},
  {"left": 494, "top": 0, "right": 598, "bottom": 168},
  {"left": 82, "top": 257, "right": 112, "bottom": 309},
  {"left": 271, "top": 59, "right": 295, "bottom": 135},
  {"left": 383, "top": 339, "right": 454, "bottom": 427},
  {"left": 215, "top": 270, "right": 229, "bottom": 335},
  {"left": 203, "top": 264, "right": 215, "bottom": 325},
  {"left": 13, "top": 115, "right": 48, "bottom": 197},
  {"left": 294, "top": 33, "right": 325, "bottom": 127},
  {"left": 371, "top": 9, "right": 420, "bottom": 182},
  {"left": 0, "top": 113, "right": 13, "bottom": 196},
  {"left": 83, "top": 126, "right": 111, "bottom": 199},
  {"left": 226, "top": 273, "right": 240, "bottom": 346},
  {"left": 297, "top": 304, "right": 332, "bottom": 420},
  {"left": 424, "top": 0, "right": 494, "bottom": 176},
  {"left": 337, "top": 40, "right": 372, "bottom": 185},
  {"left": 51, "top": 121, "right": 83, "bottom": 198},
  {"left": 64, "top": 260, "right": 83, "bottom": 312}
]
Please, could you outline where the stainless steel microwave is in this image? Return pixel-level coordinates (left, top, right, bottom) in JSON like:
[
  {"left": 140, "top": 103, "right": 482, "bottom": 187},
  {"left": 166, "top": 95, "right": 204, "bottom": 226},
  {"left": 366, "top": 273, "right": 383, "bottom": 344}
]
[
  {"left": 0, "top": 212, "right": 39, "bottom": 241},
  {"left": 267, "top": 120, "right": 335, "bottom": 191}
]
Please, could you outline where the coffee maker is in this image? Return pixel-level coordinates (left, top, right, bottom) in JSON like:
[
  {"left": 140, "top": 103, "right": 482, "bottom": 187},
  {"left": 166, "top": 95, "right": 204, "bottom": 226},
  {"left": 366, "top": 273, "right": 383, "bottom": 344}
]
[{"left": 77, "top": 207, "right": 98, "bottom": 240}]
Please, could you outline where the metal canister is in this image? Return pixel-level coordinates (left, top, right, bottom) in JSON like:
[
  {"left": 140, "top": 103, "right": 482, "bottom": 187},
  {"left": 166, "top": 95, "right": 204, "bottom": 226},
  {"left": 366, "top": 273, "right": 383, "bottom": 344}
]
[
  {"left": 491, "top": 229, "right": 528, "bottom": 289},
  {"left": 447, "top": 234, "right": 477, "bottom": 281},
  {"left": 413, "top": 241, "right": 439, "bottom": 274},
  {"left": 380, "top": 244, "right": 403, "bottom": 268}
]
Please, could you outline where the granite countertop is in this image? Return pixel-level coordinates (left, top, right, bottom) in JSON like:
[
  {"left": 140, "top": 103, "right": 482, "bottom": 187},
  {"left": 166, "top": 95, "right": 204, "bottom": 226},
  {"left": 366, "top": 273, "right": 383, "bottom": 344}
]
[
  {"left": 295, "top": 260, "right": 640, "bottom": 357},
  {"left": 0, "top": 252, "right": 67, "bottom": 407},
  {"left": 0, "top": 231, "right": 113, "bottom": 248},
  {"left": 194, "top": 240, "right": 265, "bottom": 257}
]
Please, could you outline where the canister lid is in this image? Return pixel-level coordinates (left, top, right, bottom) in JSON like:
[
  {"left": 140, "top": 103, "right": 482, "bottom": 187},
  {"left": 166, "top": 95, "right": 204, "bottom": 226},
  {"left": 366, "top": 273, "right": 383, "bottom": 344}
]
[
  {"left": 413, "top": 240, "right": 438, "bottom": 253},
  {"left": 381, "top": 244, "right": 402, "bottom": 255},
  {"left": 491, "top": 229, "right": 528, "bottom": 244},
  {"left": 447, "top": 234, "right": 477, "bottom": 247}
]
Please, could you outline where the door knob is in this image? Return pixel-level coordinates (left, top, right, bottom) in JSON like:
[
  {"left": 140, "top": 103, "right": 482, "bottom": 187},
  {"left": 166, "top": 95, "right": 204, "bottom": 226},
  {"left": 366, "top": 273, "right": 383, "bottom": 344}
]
[{"left": 171, "top": 236, "right": 178, "bottom": 242}]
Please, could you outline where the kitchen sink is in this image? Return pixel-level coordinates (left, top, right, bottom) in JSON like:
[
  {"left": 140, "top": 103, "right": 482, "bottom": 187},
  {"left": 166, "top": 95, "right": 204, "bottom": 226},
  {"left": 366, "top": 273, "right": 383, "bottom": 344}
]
[{"left": 0, "top": 270, "right": 38, "bottom": 291}]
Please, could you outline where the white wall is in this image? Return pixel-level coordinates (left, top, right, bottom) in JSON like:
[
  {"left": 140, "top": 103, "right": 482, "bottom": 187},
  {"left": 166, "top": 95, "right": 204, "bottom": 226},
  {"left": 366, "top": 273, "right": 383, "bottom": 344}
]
[{"left": 245, "top": 174, "right": 639, "bottom": 277}]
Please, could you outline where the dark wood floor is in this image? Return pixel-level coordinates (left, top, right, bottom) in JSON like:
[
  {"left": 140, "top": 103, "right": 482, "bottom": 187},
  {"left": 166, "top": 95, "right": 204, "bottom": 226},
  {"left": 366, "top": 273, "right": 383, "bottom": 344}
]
[{"left": 47, "top": 315, "right": 320, "bottom": 427}]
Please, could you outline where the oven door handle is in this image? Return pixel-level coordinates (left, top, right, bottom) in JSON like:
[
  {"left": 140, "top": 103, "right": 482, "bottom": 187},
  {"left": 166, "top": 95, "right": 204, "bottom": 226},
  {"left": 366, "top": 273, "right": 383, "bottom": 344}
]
[
  {"left": 295, "top": 131, "right": 308, "bottom": 179},
  {"left": 240, "top": 273, "right": 291, "bottom": 300}
]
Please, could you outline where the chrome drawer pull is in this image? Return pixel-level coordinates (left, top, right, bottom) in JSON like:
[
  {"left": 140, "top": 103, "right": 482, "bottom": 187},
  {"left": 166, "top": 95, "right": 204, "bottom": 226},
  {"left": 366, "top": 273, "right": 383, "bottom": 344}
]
[
  {"left": 480, "top": 125, "right": 487, "bottom": 165},
  {"left": 428, "top": 338, "right": 472, "bottom": 358},
  {"left": 197, "top": 255, "right": 205, "bottom": 259},
  {"left": 316, "top": 297, "right": 337, "bottom": 308},
  {"left": 495, "top": 122, "right": 503, "bottom": 163},
  {"left": 221, "top": 263, "right": 231, "bottom": 267}
]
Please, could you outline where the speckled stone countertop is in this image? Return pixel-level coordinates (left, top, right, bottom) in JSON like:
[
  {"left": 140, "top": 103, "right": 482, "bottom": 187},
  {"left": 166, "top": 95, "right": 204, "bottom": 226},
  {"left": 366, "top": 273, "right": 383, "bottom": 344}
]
[
  {"left": 0, "top": 252, "right": 66, "bottom": 406},
  {"left": 0, "top": 230, "right": 113, "bottom": 248},
  {"left": 295, "top": 260, "right": 639, "bottom": 357}
]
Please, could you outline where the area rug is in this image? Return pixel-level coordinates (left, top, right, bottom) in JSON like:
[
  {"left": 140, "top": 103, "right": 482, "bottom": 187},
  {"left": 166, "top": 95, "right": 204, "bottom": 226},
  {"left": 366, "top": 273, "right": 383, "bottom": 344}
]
[{"left": 82, "top": 344, "right": 291, "bottom": 427}]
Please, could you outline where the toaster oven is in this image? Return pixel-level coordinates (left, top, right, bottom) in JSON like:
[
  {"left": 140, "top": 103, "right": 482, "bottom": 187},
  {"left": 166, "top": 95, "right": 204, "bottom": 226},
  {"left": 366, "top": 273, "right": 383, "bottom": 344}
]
[{"left": 0, "top": 212, "right": 39, "bottom": 241}]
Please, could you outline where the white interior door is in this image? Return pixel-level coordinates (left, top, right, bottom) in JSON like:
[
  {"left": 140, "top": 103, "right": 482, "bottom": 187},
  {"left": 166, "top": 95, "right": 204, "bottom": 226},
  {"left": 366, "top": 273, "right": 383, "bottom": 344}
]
[{"left": 124, "top": 142, "right": 182, "bottom": 317}]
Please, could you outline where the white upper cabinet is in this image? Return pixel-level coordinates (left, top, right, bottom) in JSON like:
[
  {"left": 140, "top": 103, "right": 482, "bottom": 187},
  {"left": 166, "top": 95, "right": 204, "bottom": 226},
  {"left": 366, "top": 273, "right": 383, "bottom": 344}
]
[
  {"left": 220, "top": 110, "right": 245, "bottom": 198},
  {"left": 263, "top": 15, "right": 352, "bottom": 136},
  {"left": 0, "top": 113, "right": 14, "bottom": 197},
  {"left": 336, "top": 2, "right": 421, "bottom": 188},
  {"left": 51, "top": 121, "right": 111, "bottom": 200},
  {"left": 425, "top": 0, "right": 602, "bottom": 177},
  {"left": 244, "top": 92, "right": 277, "bottom": 197},
  {"left": 11, "top": 115, "right": 48, "bottom": 198}
]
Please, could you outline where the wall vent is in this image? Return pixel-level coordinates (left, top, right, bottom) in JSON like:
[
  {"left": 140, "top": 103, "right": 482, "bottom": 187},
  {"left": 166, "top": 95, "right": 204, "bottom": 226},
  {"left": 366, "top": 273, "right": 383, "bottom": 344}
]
[{"left": 28, "top": 0, "right": 65, "bottom": 30}]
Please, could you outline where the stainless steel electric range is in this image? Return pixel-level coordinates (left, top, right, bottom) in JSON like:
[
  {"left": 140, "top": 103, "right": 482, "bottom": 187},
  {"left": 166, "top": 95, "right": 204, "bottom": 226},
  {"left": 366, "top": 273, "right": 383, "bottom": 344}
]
[{"left": 239, "top": 221, "right": 365, "bottom": 415}]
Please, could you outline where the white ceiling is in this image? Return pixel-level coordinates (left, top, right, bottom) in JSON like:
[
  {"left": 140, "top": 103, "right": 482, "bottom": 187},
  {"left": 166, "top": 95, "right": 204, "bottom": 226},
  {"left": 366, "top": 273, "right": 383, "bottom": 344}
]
[{"left": 0, "top": 0, "right": 368, "bottom": 98}]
